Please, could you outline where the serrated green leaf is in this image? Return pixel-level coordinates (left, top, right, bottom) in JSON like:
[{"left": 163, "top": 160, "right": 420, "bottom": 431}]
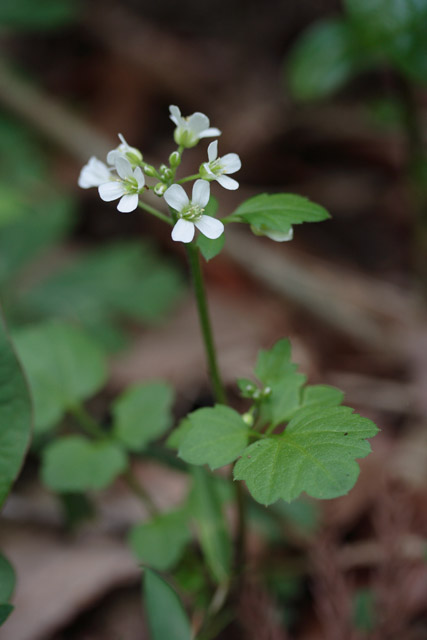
[
  {"left": 190, "top": 467, "right": 231, "bottom": 584},
  {"left": 42, "top": 435, "right": 127, "bottom": 492},
  {"left": 129, "top": 509, "right": 191, "bottom": 571},
  {"left": 231, "top": 194, "right": 330, "bottom": 234},
  {"left": 261, "top": 373, "right": 306, "bottom": 427},
  {"left": 179, "top": 405, "right": 249, "bottom": 469},
  {"left": 196, "top": 232, "right": 225, "bottom": 261},
  {"left": 143, "top": 570, "right": 191, "bottom": 640},
  {"left": 112, "top": 381, "right": 174, "bottom": 451},
  {"left": 286, "top": 19, "right": 366, "bottom": 101},
  {"left": 255, "top": 339, "right": 297, "bottom": 385},
  {"left": 0, "top": 604, "right": 13, "bottom": 626},
  {"left": 234, "top": 405, "right": 378, "bottom": 505},
  {"left": 0, "top": 312, "right": 31, "bottom": 507},
  {"left": 0, "top": 554, "right": 15, "bottom": 602},
  {"left": 13, "top": 321, "right": 108, "bottom": 433},
  {"left": 302, "top": 384, "right": 344, "bottom": 408}
]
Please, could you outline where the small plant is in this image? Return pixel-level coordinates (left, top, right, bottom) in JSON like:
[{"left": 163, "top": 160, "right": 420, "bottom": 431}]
[{"left": 2, "top": 104, "right": 378, "bottom": 637}]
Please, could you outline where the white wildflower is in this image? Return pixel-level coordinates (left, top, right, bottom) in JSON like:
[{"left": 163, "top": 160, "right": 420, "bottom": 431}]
[
  {"left": 200, "top": 141, "right": 241, "bottom": 190},
  {"left": 98, "top": 157, "right": 145, "bottom": 213},
  {"left": 169, "top": 105, "right": 221, "bottom": 148},
  {"left": 107, "top": 133, "right": 142, "bottom": 167},
  {"left": 78, "top": 157, "right": 112, "bottom": 189},
  {"left": 164, "top": 179, "right": 224, "bottom": 243}
]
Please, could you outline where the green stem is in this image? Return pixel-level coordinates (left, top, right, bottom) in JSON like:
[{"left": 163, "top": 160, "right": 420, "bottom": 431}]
[
  {"left": 138, "top": 201, "right": 172, "bottom": 225},
  {"left": 185, "top": 244, "right": 227, "bottom": 405},
  {"left": 70, "top": 404, "right": 105, "bottom": 439},
  {"left": 177, "top": 173, "right": 200, "bottom": 184}
]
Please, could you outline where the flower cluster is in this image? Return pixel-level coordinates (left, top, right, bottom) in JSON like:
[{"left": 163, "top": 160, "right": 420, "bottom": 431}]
[{"left": 78, "top": 106, "right": 243, "bottom": 244}]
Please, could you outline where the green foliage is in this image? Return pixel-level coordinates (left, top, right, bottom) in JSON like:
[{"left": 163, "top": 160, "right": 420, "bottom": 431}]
[
  {"left": 196, "top": 233, "right": 225, "bottom": 261},
  {"left": 255, "top": 339, "right": 297, "bottom": 384},
  {"left": 13, "top": 321, "right": 108, "bottom": 433},
  {"left": 112, "top": 381, "right": 174, "bottom": 451},
  {"left": 229, "top": 193, "right": 330, "bottom": 239},
  {"left": 352, "top": 587, "right": 376, "bottom": 631},
  {"left": 0, "top": 0, "right": 77, "bottom": 29},
  {"left": 190, "top": 467, "right": 231, "bottom": 584},
  {"left": 129, "top": 509, "right": 191, "bottom": 571},
  {"left": 0, "top": 553, "right": 15, "bottom": 627},
  {"left": 234, "top": 404, "right": 377, "bottom": 504},
  {"left": 42, "top": 436, "right": 127, "bottom": 492},
  {"left": 143, "top": 570, "right": 191, "bottom": 640},
  {"left": 286, "top": 19, "right": 365, "bottom": 101},
  {"left": 0, "top": 312, "right": 31, "bottom": 507},
  {"left": 178, "top": 405, "right": 249, "bottom": 469}
]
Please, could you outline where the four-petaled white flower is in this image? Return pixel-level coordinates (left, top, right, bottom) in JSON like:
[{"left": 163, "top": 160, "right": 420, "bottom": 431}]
[
  {"left": 164, "top": 179, "right": 224, "bottom": 243},
  {"left": 98, "top": 157, "right": 145, "bottom": 213},
  {"left": 200, "top": 141, "right": 241, "bottom": 190},
  {"left": 78, "top": 157, "right": 112, "bottom": 189},
  {"left": 107, "top": 133, "right": 142, "bottom": 167},
  {"left": 169, "top": 105, "right": 221, "bottom": 148}
]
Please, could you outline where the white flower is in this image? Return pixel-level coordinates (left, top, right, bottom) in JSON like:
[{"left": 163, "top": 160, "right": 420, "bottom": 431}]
[
  {"left": 78, "top": 157, "right": 112, "bottom": 189},
  {"left": 107, "top": 133, "right": 142, "bottom": 167},
  {"left": 98, "top": 157, "right": 145, "bottom": 213},
  {"left": 200, "top": 141, "right": 241, "bottom": 190},
  {"left": 164, "top": 179, "right": 224, "bottom": 243},
  {"left": 169, "top": 105, "right": 221, "bottom": 148},
  {"left": 251, "top": 225, "right": 294, "bottom": 242}
]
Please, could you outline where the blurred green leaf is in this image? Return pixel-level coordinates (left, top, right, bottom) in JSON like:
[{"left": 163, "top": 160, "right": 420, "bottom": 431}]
[
  {"left": 42, "top": 436, "right": 127, "bottom": 491},
  {"left": 353, "top": 588, "right": 376, "bottom": 631},
  {"left": 143, "top": 570, "right": 191, "bottom": 640},
  {"left": 0, "top": 312, "right": 31, "bottom": 507},
  {"left": 166, "top": 417, "right": 192, "bottom": 450},
  {"left": 129, "top": 509, "right": 191, "bottom": 571},
  {"left": 0, "top": 196, "right": 74, "bottom": 287},
  {"left": 255, "top": 339, "right": 297, "bottom": 385},
  {"left": 0, "top": 554, "right": 15, "bottom": 602},
  {"left": 112, "top": 381, "right": 174, "bottom": 451},
  {"left": 13, "top": 321, "right": 108, "bottom": 433},
  {"left": 286, "top": 19, "right": 366, "bottom": 101},
  {"left": 22, "top": 242, "right": 184, "bottom": 329},
  {"left": 190, "top": 467, "right": 232, "bottom": 584},
  {"left": 0, "top": 604, "right": 13, "bottom": 626},
  {"left": 0, "top": 0, "right": 77, "bottom": 29},
  {"left": 302, "top": 384, "right": 344, "bottom": 408},
  {"left": 179, "top": 405, "right": 249, "bottom": 469}
]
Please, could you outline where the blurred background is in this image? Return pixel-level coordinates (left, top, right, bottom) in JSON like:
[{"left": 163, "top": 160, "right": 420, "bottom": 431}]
[{"left": 1, "top": 0, "right": 427, "bottom": 638}]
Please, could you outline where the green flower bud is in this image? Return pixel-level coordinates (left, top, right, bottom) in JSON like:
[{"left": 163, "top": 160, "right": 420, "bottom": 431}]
[
  {"left": 173, "top": 128, "right": 198, "bottom": 149},
  {"left": 143, "top": 164, "right": 158, "bottom": 177},
  {"left": 242, "top": 412, "right": 254, "bottom": 427},
  {"left": 169, "top": 151, "right": 181, "bottom": 167},
  {"left": 154, "top": 182, "right": 167, "bottom": 196},
  {"left": 125, "top": 150, "right": 143, "bottom": 166}
]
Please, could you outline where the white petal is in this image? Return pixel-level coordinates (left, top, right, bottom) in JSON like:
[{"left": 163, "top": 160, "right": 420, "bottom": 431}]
[
  {"left": 117, "top": 193, "right": 139, "bottom": 213},
  {"left": 78, "top": 157, "right": 111, "bottom": 188},
  {"left": 216, "top": 175, "right": 239, "bottom": 190},
  {"left": 133, "top": 166, "right": 145, "bottom": 189},
  {"left": 195, "top": 215, "right": 224, "bottom": 239},
  {"left": 171, "top": 218, "right": 195, "bottom": 243},
  {"left": 188, "top": 112, "right": 210, "bottom": 135},
  {"left": 207, "top": 140, "right": 218, "bottom": 162},
  {"left": 106, "top": 149, "right": 120, "bottom": 165},
  {"left": 118, "top": 133, "right": 128, "bottom": 146},
  {"left": 265, "top": 228, "right": 294, "bottom": 242},
  {"left": 115, "top": 156, "right": 133, "bottom": 180},
  {"left": 202, "top": 162, "right": 215, "bottom": 178},
  {"left": 98, "top": 181, "right": 125, "bottom": 202},
  {"left": 198, "top": 127, "right": 221, "bottom": 139},
  {"left": 192, "top": 179, "right": 210, "bottom": 207},
  {"left": 220, "top": 153, "right": 241, "bottom": 174},
  {"left": 169, "top": 105, "right": 182, "bottom": 126},
  {"left": 164, "top": 184, "right": 189, "bottom": 212}
]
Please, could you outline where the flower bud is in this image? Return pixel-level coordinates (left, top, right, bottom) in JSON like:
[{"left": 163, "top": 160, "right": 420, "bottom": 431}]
[
  {"left": 169, "top": 151, "right": 181, "bottom": 167},
  {"left": 154, "top": 182, "right": 167, "bottom": 196},
  {"left": 242, "top": 412, "right": 254, "bottom": 427},
  {"left": 143, "top": 164, "right": 158, "bottom": 177}
]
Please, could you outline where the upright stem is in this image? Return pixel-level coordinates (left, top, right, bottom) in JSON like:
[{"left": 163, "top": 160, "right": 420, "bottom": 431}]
[{"left": 185, "top": 244, "right": 227, "bottom": 405}]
